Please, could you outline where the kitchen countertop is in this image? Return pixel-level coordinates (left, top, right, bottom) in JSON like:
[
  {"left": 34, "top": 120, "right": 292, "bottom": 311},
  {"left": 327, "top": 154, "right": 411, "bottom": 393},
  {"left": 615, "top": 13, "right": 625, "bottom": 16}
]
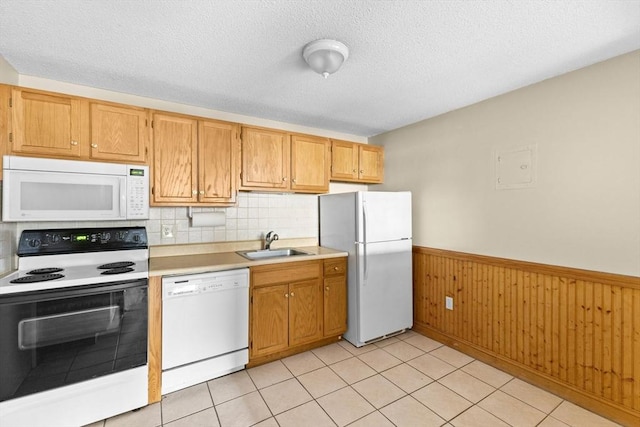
[{"left": 149, "top": 246, "right": 347, "bottom": 277}]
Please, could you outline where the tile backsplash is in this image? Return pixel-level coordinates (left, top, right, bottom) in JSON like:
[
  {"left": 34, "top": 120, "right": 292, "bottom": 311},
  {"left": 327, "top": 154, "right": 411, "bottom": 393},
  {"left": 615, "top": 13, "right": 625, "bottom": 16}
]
[
  {"left": 0, "top": 220, "right": 16, "bottom": 273},
  {"left": 145, "top": 192, "right": 318, "bottom": 245},
  {"left": 2, "top": 192, "right": 319, "bottom": 274}
]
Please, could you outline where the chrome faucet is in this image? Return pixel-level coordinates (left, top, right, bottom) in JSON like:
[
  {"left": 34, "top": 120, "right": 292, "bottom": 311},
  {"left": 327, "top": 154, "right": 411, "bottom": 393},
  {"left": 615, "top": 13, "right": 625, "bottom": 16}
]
[{"left": 264, "top": 231, "right": 279, "bottom": 250}]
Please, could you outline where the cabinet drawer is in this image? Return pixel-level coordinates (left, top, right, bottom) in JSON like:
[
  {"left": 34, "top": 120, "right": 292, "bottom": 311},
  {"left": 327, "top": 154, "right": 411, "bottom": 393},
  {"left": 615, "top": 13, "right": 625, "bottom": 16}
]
[
  {"left": 252, "top": 261, "right": 321, "bottom": 287},
  {"left": 323, "top": 258, "right": 346, "bottom": 277}
]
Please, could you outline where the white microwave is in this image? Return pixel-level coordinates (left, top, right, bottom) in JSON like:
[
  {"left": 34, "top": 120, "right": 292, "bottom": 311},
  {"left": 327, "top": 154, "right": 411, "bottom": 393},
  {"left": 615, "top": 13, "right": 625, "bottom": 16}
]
[{"left": 2, "top": 156, "right": 149, "bottom": 222}]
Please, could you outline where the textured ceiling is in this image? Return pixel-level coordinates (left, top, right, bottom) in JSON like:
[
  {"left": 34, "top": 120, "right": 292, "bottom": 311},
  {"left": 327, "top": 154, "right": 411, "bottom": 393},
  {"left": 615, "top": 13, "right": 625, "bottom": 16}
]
[{"left": 0, "top": 0, "right": 638, "bottom": 137}]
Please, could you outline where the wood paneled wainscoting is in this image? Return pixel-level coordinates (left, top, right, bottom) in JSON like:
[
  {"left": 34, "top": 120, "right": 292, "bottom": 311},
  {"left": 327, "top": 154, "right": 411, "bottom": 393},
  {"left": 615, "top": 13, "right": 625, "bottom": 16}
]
[{"left": 412, "top": 246, "right": 640, "bottom": 426}]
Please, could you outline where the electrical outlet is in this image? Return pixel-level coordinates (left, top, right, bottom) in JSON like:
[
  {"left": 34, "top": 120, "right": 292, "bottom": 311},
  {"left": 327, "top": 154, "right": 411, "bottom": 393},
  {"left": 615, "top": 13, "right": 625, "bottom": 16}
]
[
  {"left": 161, "top": 224, "right": 174, "bottom": 239},
  {"left": 445, "top": 296, "right": 454, "bottom": 310}
]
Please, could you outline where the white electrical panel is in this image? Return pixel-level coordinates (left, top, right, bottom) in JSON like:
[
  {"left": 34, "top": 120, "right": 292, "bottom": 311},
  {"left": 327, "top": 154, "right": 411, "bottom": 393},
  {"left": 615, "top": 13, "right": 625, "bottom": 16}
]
[{"left": 495, "top": 144, "right": 537, "bottom": 190}]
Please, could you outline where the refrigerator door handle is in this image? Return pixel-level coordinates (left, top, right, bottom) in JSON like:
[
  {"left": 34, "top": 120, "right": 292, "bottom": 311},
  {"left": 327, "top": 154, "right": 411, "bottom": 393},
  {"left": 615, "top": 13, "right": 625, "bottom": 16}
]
[
  {"left": 362, "top": 202, "right": 368, "bottom": 283},
  {"left": 364, "top": 244, "right": 368, "bottom": 283},
  {"left": 357, "top": 243, "right": 368, "bottom": 286},
  {"left": 362, "top": 201, "right": 368, "bottom": 244}
]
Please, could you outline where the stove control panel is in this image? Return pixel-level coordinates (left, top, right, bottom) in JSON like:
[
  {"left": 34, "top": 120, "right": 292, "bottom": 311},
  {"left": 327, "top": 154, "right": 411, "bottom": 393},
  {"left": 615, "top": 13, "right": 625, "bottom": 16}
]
[{"left": 17, "top": 227, "right": 148, "bottom": 256}]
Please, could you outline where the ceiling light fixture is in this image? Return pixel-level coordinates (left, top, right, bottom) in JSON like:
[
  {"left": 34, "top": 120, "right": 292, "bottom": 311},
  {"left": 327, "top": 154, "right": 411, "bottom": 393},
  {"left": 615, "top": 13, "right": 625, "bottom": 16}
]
[{"left": 302, "top": 39, "right": 349, "bottom": 79}]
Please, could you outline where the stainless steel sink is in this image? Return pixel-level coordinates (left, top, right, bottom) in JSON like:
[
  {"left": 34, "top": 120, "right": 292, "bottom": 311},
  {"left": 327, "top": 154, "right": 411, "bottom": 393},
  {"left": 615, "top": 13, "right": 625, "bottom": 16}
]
[{"left": 236, "top": 248, "right": 311, "bottom": 260}]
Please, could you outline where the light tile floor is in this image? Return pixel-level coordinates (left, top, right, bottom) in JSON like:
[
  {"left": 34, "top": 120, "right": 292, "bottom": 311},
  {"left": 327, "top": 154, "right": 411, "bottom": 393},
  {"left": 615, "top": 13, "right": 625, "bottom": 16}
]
[{"left": 87, "top": 331, "right": 622, "bottom": 427}]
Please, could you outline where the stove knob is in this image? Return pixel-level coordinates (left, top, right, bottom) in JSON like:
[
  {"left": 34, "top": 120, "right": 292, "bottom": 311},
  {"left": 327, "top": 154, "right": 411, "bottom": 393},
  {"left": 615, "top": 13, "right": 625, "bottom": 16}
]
[
  {"left": 132, "top": 234, "right": 141, "bottom": 243},
  {"left": 29, "top": 239, "right": 41, "bottom": 248}
]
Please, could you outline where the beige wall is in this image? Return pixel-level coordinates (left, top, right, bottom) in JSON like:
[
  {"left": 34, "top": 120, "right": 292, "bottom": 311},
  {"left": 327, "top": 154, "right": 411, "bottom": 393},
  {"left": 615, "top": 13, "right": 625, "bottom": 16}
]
[
  {"left": 372, "top": 50, "right": 640, "bottom": 277},
  {"left": 0, "top": 56, "right": 18, "bottom": 84}
]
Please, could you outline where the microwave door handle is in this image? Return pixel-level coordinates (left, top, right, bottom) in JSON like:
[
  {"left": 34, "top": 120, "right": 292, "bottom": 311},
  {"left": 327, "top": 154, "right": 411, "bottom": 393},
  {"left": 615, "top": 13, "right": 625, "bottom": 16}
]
[{"left": 120, "top": 178, "right": 126, "bottom": 218}]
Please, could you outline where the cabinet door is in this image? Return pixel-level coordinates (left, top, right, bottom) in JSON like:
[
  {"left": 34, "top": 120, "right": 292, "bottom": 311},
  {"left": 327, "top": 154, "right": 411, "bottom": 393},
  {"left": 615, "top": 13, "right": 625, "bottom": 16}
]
[
  {"left": 11, "top": 88, "right": 82, "bottom": 157},
  {"left": 330, "top": 139, "right": 358, "bottom": 181},
  {"left": 199, "top": 120, "right": 238, "bottom": 204},
  {"left": 324, "top": 276, "right": 347, "bottom": 337},
  {"left": 358, "top": 145, "right": 384, "bottom": 183},
  {"left": 89, "top": 102, "right": 148, "bottom": 163},
  {"left": 290, "top": 135, "right": 330, "bottom": 193},
  {"left": 288, "top": 279, "right": 323, "bottom": 347},
  {"left": 0, "top": 85, "right": 10, "bottom": 181},
  {"left": 151, "top": 113, "right": 198, "bottom": 204},
  {"left": 240, "top": 126, "right": 289, "bottom": 190},
  {"left": 251, "top": 284, "right": 289, "bottom": 358}
]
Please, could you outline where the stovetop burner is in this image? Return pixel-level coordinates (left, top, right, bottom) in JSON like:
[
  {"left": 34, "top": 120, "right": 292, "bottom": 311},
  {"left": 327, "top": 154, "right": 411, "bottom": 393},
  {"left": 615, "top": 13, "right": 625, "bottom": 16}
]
[
  {"left": 2, "top": 226, "right": 149, "bottom": 295},
  {"left": 98, "top": 261, "right": 135, "bottom": 270},
  {"left": 101, "top": 267, "right": 135, "bottom": 275},
  {"left": 27, "top": 267, "right": 64, "bottom": 275},
  {"left": 10, "top": 274, "right": 65, "bottom": 284}
]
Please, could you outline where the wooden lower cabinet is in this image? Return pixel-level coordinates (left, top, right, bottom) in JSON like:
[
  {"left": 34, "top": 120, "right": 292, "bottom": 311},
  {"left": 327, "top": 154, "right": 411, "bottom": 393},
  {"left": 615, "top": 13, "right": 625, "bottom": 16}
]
[
  {"left": 148, "top": 256, "right": 348, "bottom": 403},
  {"left": 323, "top": 258, "right": 347, "bottom": 337},
  {"left": 249, "top": 257, "right": 347, "bottom": 363},
  {"left": 251, "top": 283, "right": 290, "bottom": 356}
]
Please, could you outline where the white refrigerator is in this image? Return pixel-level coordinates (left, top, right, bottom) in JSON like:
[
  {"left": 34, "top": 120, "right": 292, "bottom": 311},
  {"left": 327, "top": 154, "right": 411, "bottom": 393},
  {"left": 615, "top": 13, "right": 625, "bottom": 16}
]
[{"left": 319, "top": 191, "right": 412, "bottom": 347}]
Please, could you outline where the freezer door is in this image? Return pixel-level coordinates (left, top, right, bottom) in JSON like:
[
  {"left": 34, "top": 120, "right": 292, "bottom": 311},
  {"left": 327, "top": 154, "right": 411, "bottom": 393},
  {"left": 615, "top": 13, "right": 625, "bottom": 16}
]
[
  {"left": 355, "top": 239, "right": 412, "bottom": 344},
  {"left": 357, "top": 191, "right": 411, "bottom": 243}
]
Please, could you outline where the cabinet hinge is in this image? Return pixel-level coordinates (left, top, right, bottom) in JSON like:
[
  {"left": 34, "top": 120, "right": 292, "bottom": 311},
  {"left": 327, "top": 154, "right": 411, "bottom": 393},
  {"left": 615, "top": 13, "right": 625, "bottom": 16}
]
[
  {"left": 8, "top": 97, "right": 12, "bottom": 108},
  {"left": 9, "top": 132, "right": 13, "bottom": 143},
  {"left": 145, "top": 119, "right": 148, "bottom": 127},
  {"left": 250, "top": 341, "right": 253, "bottom": 349},
  {"left": 151, "top": 120, "right": 154, "bottom": 129},
  {"left": 250, "top": 295, "right": 252, "bottom": 304},
  {"left": 151, "top": 186, "right": 155, "bottom": 196}
]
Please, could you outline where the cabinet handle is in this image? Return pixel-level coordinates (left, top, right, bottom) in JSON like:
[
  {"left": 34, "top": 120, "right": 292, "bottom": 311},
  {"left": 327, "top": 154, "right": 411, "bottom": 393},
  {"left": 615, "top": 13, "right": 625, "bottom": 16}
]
[
  {"left": 199, "top": 190, "right": 204, "bottom": 195},
  {"left": 70, "top": 141, "right": 78, "bottom": 146},
  {"left": 282, "top": 177, "right": 288, "bottom": 182},
  {"left": 290, "top": 292, "right": 295, "bottom": 297},
  {"left": 284, "top": 293, "right": 289, "bottom": 298},
  {"left": 352, "top": 169, "right": 357, "bottom": 173},
  {"left": 192, "top": 190, "right": 198, "bottom": 195},
  {"left": 292, "top": 179, "right": 296, "bottom": 184},
  {"left": 360, "top": 170, "right": 364, "bottom": 174},
  {"left": 325, "top": 286, "right": 330, "bottom": 291},
  {"left": 91, "top": 143, "right": 98, "bottom": 148},
  {"left": 333, "top": 266, "right": 339, "bottom": 271}
]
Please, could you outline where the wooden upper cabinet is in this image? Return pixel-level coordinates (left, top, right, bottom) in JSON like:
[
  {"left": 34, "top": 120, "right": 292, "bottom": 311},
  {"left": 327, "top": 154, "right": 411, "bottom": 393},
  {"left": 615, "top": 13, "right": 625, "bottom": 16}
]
[
  {"left": 151, "top": 112, "right": 198, "bottom": 204},
  {"left": 358, "top": 144, "right": 384, "bottom": 183},
  {"left": 0, "top": 85, "right": 10, "bottom": 180},
  {"left": 290, "top": 134, "right": 330, "bottom": 193},
  {"left": 198, "top": 120, "right": 239, "bottom": 204},
  {"left": 240, "top": 126, "right": 330, "bottom": 193},
  {"left": 151, "top": 113, "right": 238, "bottom": 206},
  {"left": 330, "top": 139, "right": 384, "bottom": 183},
  {"left": 11, "top": 88, "right": 82, "bottom": 158},
  {"left": 240, "top": 126, "right": 289, "bottom": 190},
  {"left": 330, "top": 139, "right": 359, "bottom": 181},
  {"left": 89, "top": 102, "right": 148, "bottom": 162}
]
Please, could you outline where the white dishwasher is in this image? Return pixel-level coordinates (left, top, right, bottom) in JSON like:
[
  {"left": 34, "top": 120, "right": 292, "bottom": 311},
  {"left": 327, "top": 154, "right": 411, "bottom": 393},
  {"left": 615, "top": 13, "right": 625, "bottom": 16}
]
[{"left": 162, "top": 268, "right": 249, "bottom": 394}]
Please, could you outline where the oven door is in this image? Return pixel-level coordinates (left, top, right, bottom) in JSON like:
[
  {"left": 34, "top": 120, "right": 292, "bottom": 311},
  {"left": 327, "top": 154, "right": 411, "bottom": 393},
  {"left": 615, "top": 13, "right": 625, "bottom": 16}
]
[{"left": 0, "top": 279, "right": 147, "bottom": 403}]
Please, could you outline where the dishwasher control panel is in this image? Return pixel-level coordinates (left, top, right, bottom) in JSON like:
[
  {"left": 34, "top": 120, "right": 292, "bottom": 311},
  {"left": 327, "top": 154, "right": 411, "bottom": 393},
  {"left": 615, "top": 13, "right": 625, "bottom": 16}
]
[{"left": 162, "top": 268, "right": 249, "bottom": 298}]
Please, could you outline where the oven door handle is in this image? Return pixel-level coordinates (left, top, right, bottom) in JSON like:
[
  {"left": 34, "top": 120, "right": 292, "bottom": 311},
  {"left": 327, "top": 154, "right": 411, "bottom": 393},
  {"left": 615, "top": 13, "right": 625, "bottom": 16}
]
[{"left": 18, "top": 305, "right": 122, "bottom": 350}]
